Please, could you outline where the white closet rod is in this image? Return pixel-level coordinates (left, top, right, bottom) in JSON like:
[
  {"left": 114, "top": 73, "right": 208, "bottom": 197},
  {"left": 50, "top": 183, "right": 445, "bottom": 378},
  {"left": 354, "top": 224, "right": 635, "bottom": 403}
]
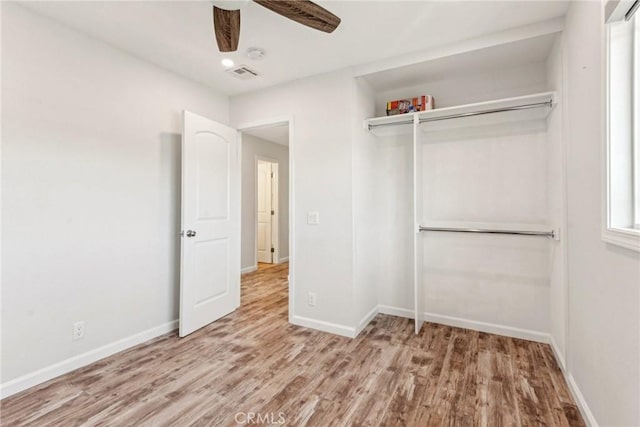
[
  {"left": 418, "top": 99, "right": 553, "bottom": 124},
  {"left": 367, "top": 98, "right": 553, "bottom": 130},
  {"left": 418, "top": 226, "right": 555, "bottom": 239}
]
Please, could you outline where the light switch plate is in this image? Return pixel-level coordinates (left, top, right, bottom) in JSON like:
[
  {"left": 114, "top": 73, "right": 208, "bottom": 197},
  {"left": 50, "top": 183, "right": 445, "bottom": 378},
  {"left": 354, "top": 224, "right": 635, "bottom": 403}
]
[{"left": 307, "top": 211, "right": 320, "bottom": 225}]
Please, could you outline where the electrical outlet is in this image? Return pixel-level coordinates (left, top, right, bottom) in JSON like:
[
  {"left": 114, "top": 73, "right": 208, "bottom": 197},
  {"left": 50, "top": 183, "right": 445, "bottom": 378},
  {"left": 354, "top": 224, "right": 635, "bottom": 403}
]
[
  {"left": 307, "top": 292, "right": 317, "bottom": 307},
  {"left": 72, "top": 321, "right": 85, "bottom": 341}
]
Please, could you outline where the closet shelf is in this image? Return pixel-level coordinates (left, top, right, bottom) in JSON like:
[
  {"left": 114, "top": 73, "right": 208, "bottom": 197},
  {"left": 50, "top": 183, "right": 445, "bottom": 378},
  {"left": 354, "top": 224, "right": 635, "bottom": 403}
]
[{"left": 366, "top": 92, "right": 556, "bottom": 136}]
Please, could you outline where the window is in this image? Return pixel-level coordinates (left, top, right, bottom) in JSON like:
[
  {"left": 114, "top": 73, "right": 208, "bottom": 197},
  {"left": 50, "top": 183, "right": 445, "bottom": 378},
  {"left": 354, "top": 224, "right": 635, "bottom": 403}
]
[{"left": 605, "top": 0, "right": 640, "bottom": 251}]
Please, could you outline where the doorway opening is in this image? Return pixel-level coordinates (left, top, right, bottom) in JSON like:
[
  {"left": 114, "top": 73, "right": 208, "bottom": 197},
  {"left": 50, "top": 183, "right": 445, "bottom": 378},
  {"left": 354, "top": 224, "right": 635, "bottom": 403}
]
[
  {"left": 239, "top": 120, "right": 290, "bottom": 279},
  {"left": 179, "top": 112, "right": 293, "bottom": 338}
]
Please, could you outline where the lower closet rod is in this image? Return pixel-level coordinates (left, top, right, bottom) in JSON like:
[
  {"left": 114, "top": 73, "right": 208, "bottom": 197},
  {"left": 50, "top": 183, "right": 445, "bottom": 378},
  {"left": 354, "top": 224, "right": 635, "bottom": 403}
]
[{"left": 418, "top": 226, "right": 555, "bottom": 239}]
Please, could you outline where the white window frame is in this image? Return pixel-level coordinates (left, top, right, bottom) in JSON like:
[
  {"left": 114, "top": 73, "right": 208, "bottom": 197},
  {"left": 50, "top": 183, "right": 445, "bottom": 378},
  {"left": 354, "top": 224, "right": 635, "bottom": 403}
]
[
  {"left": 635, "top": 12, "right": 640, "bottom": 231},
  {"left": 604, "top": 0, "right": 640, "bottom": 252}
]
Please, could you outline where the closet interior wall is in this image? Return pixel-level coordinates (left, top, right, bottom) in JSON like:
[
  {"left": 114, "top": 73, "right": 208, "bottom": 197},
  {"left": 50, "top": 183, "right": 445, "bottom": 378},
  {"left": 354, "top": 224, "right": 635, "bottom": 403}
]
[
  {"left": 355, "top": 113, "right": 415, "bottom": 318},
  {"left": 352, "top": 77, "right": 381, "bottom": 330},
  {"left": 353, "top": 77, "right": 415, "bottom": 318},
  {"left": 356, "top": 32, "right": 567, "bottom": 354},
  {"left": 417, "top": 98, "right": 551, "bottom": 337},
  {"left": 545, "top": 37, "right": 567, "bottom": 363}
]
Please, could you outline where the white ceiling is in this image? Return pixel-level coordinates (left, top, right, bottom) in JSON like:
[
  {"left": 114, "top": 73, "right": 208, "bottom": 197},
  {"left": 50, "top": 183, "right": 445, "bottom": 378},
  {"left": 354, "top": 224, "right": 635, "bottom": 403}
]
[
  {"left": 243, "top": 123, "right": 289, "bottom": 146},
  {"left": 21, "top": 1, "right": 570, "bottom": 96}
]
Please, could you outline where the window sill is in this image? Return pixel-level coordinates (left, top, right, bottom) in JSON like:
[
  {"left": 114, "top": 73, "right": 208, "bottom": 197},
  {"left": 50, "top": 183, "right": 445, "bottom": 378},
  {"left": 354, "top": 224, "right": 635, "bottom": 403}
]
[{"left": 602, "top": 227, "right": 640, "bottom": 252}]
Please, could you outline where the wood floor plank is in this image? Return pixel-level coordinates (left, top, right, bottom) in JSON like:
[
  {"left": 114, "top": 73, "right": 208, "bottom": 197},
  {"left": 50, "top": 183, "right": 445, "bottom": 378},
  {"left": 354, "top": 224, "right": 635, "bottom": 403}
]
[
  {"left": 490, "top": 336, "right": 522, "bottom": 427},
  {"left": 0, "top": 263, "right": 584, "bottom": 426},
  {"left": 475, "top": 336, "right": 492, "bottom": 427}
]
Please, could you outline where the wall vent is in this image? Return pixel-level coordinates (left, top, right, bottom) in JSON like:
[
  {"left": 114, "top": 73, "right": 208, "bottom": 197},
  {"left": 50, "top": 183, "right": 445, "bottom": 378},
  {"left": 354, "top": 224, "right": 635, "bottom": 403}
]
[{"left": 226, "top": 65, "right": 259, "bottom": 80}]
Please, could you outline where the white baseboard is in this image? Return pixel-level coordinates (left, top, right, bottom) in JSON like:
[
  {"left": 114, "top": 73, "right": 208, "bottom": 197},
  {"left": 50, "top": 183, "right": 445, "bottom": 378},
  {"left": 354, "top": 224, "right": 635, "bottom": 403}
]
[
  {"left": 549, "top": 334, "right": 566, "bottom": 372},
  {"left": 376, "top": 305, "right": 548, "bottom": 343},
  {"left": 0, "top": 320, "right": 178, "bottom": 400},
  {"left": 278, "top": 256, "right": 289, "bottom": 263},
  {"left": 290, "top": 315, "right": 355, "bottom": 338},
  {"left": 241, "top": 265, "right": 257, "bottom": 274},
  {"left": 548, "top": 336, "right": 598, "bottom": 426},
  {"left": 566, "top": 374, "right": 599, "bottom": 427},
  {"left": 423, "top": 312, "right": 549, "bottom": 343},
  {"left": 378, "top": 305, "right": 414, "bottom": 319},
  {"left": 354, "top": 305, "right": 379, "bottom": 337}
]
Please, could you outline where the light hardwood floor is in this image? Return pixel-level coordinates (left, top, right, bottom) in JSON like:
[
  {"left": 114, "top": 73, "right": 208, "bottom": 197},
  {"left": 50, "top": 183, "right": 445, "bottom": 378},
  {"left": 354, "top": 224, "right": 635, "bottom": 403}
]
[
  {"left": 1, "top": 263, "right": 584, "bottom": 426},
  {"left": 257, "top": 262, "right": 278, "bottom": 271}
]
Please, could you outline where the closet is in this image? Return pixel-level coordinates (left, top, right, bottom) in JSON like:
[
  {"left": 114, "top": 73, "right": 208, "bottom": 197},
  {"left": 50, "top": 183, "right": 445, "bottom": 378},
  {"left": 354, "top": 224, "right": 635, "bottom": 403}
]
[{"left": 355, "top": 30, "right": 567, "bottom": 358}]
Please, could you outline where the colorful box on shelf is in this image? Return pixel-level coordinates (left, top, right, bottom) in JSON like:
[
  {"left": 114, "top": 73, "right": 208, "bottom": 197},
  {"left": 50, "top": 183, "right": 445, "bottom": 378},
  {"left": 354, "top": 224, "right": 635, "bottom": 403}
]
[{"left": 386, "top": 95, "right": 435, "bottom": 116}]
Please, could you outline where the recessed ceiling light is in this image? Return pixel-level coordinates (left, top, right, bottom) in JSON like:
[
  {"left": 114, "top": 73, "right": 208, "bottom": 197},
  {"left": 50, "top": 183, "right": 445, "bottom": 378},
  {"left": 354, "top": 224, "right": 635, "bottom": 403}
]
[{"left": 221, "top": 58, "right": 234, "bottom": 67}]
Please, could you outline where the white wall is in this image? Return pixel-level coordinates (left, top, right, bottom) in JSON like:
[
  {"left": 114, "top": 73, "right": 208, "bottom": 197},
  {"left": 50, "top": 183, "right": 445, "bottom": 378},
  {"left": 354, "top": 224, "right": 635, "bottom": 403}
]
[
  {"left": 352, "top": 78, "right": 380, "bottom": 330},
  {"left": 240, "top": 134, "right": 289, "bottom": 270},
  {"left": 546, "top": 37, "right": 568, "bottom": 366},
  {"left": 1, "top": 3, "right": 228, "bottom": 386},
  {"left": 373, "top": 133, "right": 415, "bottom": 314},
  {"left": 230, "top": 70, "right": 356, "bottom": 332},
  {"left": 419, "top": 125, "right": 551, "bottom": 336},
  {"left": 563, "top": 2, "right": 640, "bottom": 425}
]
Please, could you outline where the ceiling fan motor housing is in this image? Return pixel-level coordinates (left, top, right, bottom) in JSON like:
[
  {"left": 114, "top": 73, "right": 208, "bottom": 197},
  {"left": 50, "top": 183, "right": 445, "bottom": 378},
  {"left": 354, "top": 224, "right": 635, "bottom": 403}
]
[{"left": 211, "top": 0, "right": 249, "bottom": 11}]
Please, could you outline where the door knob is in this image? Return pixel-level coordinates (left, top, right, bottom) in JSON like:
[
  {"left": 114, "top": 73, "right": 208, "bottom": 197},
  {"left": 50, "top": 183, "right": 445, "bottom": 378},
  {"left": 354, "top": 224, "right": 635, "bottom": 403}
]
[{"left": 186, "top": 230, "right": 197, "bottom": 238}]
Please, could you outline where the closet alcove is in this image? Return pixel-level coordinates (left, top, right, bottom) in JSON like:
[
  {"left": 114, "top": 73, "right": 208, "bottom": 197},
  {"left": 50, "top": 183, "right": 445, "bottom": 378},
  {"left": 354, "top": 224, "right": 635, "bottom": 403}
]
[{"left": 353, "top": 30, "right": 567, "bottom": 362}]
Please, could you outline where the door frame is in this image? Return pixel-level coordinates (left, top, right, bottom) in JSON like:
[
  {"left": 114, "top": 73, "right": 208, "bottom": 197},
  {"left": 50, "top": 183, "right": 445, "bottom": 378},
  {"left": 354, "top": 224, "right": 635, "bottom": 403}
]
[
  {"left": 255, "top": 156, "right": 279, "bottom": 265},
  {"left": 237, "top": 116, "right": 295, "bottom": 322}
]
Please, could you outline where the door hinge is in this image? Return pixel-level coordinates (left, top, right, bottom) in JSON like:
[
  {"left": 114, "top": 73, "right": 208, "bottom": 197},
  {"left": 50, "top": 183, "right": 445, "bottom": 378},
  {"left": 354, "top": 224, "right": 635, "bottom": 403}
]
[
  {"left": 271, "top": 172, "right": 274, "bottom": 178},
  {"left": 271, "top": 210, "right": 275, "bottom": 215},
  {"left": 271, "top": 247, "right": 275, "bottom": 253}
]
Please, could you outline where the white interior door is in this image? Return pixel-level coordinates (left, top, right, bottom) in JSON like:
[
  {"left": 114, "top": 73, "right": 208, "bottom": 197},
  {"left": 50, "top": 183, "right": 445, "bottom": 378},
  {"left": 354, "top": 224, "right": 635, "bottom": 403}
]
[
  {"left": 257, "top": 160, "right": 273, "bottom": 263},
  {"left": 180, "top": 110, "right": 240, "bottom": 337}
]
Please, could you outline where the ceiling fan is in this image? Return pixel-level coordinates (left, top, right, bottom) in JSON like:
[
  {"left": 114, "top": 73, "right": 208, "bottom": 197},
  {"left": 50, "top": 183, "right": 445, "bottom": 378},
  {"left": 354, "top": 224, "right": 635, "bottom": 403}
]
[{"left": 212, "top": 0, "right": 341, "bottom": 52}]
